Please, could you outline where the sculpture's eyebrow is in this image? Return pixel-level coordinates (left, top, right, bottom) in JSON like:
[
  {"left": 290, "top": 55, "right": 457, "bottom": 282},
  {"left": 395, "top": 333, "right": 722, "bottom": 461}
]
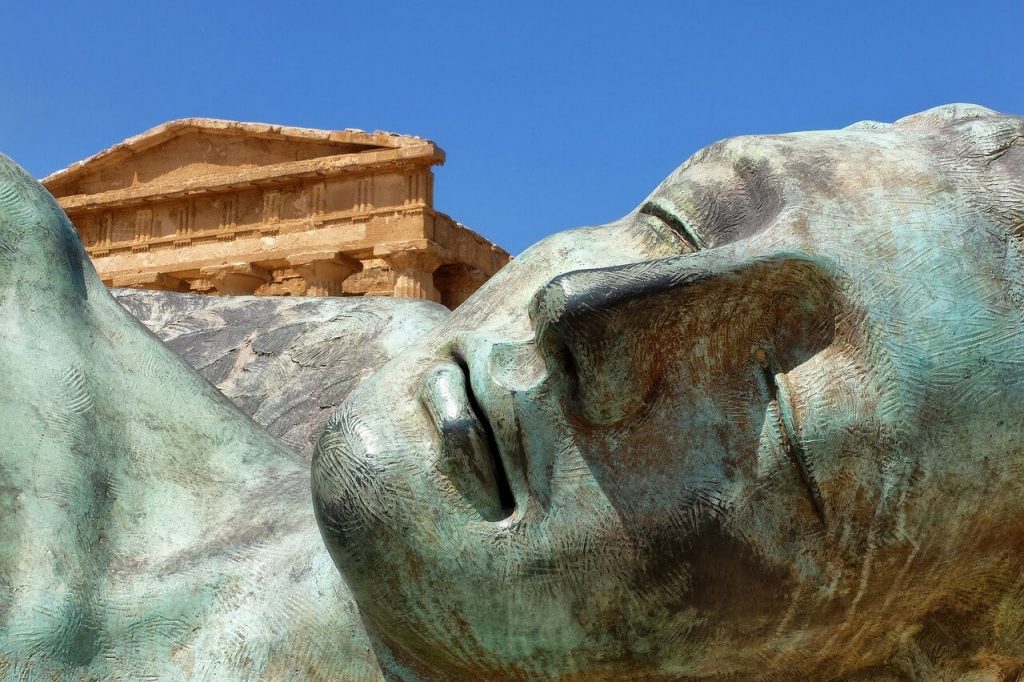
[{"left": 640, "top": 197, "right": 706, "bottom": 252}]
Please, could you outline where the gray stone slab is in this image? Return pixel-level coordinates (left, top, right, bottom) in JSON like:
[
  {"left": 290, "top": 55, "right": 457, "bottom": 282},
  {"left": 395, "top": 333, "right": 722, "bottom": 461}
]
[{"left": 113, "top": 289, "right": 448, "bottom": 459}]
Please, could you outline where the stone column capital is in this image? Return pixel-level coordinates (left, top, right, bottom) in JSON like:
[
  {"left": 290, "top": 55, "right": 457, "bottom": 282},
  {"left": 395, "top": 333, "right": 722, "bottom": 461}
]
[
  {"left": 374, "top": 240, "right": 446, "bottom": 302},
  {"left": 373, "top": 239, "right": 448, "bottom": 272},
  {"left": 189, "top": 278, "right": 216, "bottom": 294},
  {"left": 285, "top": 251, "right": 363, "bottom": 281},
  {"left": 284, "top": 251, "right": 363, "bottom": 297},
  {"left": 199, "top": 263, "right": 271, "bottom": 295}
]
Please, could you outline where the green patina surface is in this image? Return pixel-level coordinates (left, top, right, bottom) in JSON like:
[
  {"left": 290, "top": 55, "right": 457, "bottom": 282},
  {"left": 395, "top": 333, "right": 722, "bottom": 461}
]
[
  {"left": 0, "top": 158, "right": 401, "bottom": 679},
  {"left": 314, "top": 105, "right": 1024, "bottom": 679},
  {"left": 2, "top": 105, "right": 1024, "bottom": 679}
]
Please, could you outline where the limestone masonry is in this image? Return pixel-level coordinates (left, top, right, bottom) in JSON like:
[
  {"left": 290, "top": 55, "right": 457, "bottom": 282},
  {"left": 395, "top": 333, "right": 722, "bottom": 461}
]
[{"left": 42, "top": 119, "right": 510, "bottom": 308}]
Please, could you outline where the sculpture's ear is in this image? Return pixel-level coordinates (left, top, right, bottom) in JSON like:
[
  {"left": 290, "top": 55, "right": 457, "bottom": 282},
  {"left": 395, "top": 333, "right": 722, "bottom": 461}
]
[{"left": 530, "top": 249, "right": 839, "bottom": 425}]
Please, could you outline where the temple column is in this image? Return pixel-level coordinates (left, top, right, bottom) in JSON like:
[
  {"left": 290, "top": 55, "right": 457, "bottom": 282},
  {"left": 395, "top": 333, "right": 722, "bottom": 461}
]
[
  {"left": 285, "top": 251, "right": 363, "bottom": 297},
  {"left": 374, "top": 240, "right": 446, "bottom": 303},
  {"left": 433, "top": 263, "right": 488, "bottom": 309},
  {"left": 189, "top": 278, "right": 216, "bottom": 294},
  {"left": 199, "top": 263, "right": 271, "bottom": 295}
]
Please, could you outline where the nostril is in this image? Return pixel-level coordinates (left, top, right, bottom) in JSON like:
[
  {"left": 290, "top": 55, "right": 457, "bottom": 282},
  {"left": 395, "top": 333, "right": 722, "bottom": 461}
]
[
  {"left": 530, "top": 276, "right": 581, "bottom": 373},
  {"left": 420, "top": 360, "right": 516, "bottom": 520},
  {"left": 451, "top": 354, "right": 516, "bottom": 517},
  {"left": 535, "top": 328, "right": 582, "bottom": 411}
]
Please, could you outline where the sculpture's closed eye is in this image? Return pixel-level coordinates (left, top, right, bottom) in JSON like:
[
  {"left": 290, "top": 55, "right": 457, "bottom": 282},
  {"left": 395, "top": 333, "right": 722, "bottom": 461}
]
[
  {"left": 639, "top": 198, "right": 704, "bottom": 252},
  {"left": 643, "top": 154, "right": 784, "bottom": 249}
]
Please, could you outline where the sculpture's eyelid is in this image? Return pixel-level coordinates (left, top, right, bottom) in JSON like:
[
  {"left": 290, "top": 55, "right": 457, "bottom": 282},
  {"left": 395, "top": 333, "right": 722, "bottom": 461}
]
[{"left": 640, "top": 198, "right": 705, "bottom": 252}]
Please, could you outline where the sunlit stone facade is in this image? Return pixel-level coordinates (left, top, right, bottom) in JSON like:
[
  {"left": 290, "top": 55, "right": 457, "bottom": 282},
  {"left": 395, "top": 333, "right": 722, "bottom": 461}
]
[{"left": 42, "top": 119, "right": 510, "bottom": 308}]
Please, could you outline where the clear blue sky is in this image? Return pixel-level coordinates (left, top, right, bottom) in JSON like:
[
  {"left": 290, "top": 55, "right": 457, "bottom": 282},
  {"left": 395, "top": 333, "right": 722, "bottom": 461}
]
[{"left": 2, "top": 1, "right": 1021, "bottom": 255}]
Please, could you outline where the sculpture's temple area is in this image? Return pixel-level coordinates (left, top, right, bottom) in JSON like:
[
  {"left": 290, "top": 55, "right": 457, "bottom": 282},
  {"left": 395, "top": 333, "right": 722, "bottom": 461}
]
[{"left": 42, "top": 119, "right": 510, "bottom": 308}]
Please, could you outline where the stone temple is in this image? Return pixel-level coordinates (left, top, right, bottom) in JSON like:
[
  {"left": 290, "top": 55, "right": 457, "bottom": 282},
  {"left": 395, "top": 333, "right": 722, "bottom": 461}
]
[{"left": 42, "top": 119, "right": 510, "bottom": 308}]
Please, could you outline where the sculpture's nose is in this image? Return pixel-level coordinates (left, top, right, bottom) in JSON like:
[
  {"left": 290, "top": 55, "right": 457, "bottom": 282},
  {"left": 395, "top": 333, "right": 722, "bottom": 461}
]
[
  {"left": 529, "top": 259, "right": 687, "bottom": 426},
  {"left": 529, "top": 249, "right": 840, "bottom": 428}
]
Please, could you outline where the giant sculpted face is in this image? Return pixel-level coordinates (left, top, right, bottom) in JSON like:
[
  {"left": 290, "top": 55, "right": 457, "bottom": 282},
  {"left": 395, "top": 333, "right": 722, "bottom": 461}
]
[{"left": 313, "top": 105, "right": 1024, "bottom": 678}]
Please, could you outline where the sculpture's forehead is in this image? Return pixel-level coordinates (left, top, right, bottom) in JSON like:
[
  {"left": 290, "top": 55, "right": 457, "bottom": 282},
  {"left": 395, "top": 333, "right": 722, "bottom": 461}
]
[
  {"left": 691, "top": 112, "right": 1020, "bottom": 176},
  {"left": 683, "top": 128, "right": 943, "bottom": 185},
  {"left": 655, "top": 132, "right": 928, "bottom": 225},
  {"left": 640, "top": 110, "right": 1023, "bottom": 254},
  {"left": 663, "top": 114, "right": 1023, "bottom": 214}
]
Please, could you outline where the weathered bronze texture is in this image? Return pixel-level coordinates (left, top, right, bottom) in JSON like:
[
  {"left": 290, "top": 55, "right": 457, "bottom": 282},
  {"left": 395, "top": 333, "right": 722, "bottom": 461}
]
[
  {"left": 315, "top": 104, "right": 1024, "bottom": 679},
  {"left": 2, "top": 104, "right": 1024, "bottom": 679}
]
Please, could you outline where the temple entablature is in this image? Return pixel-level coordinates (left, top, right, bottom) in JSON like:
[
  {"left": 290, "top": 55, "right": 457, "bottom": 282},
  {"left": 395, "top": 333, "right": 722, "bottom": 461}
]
[{"left": 43, "top": 119, "right": 510, "bottom": 307}]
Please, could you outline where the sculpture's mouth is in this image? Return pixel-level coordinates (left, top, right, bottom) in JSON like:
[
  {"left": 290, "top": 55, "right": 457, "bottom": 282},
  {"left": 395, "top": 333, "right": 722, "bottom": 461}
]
[
  {"left": 420, "top": 360, "right": 516, "bottom": 520},
  {"left": 758, "top": 363, "right": 827, "bottom": 527}
]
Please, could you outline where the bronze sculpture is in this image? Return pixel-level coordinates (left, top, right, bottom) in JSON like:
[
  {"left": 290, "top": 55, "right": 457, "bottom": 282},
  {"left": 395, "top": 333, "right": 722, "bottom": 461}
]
[{"left": 3, "top": 104, "right": 1024, "bottom": 679}]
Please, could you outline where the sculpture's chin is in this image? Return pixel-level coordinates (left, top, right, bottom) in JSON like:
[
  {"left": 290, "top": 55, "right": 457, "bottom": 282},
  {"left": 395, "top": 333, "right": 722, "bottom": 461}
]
[
  {"left": 313, "top": 387, "right": 720, "bottom": 677},
  {"left": 310, "top": 347, "right": 801, "bottom": 677}
]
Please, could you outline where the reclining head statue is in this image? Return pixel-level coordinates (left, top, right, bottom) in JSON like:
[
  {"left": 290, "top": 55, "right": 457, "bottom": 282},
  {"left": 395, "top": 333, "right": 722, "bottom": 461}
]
[
  {"left": 313, "top": 103, "right": 1024, "bottom": 678},
  {"left": 2, "top": 103, "right": 1024, "bottom": 679}
]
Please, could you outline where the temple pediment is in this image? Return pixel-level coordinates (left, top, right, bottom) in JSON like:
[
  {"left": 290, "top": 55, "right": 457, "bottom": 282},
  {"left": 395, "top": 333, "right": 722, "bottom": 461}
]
[
  {"left": 43, "top": 119, "right": 441, "bottom": 204},
  {"left": 41, "top": 118, "right": 508, "bottom": 309}
]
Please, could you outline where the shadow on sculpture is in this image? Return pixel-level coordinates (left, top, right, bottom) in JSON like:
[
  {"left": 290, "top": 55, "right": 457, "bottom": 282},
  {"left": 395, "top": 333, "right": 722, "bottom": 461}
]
[{"left": 3, "top": 104, "right": 1024, "bottom": 680}]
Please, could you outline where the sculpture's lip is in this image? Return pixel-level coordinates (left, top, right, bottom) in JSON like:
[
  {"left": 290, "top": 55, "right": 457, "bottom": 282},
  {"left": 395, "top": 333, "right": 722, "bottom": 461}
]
[
  {"left": 419, "top": 360, "right": 517, "bottom": 520},
  {"left": 772, "top": 371, "right": 827, "bottom": 527}
]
